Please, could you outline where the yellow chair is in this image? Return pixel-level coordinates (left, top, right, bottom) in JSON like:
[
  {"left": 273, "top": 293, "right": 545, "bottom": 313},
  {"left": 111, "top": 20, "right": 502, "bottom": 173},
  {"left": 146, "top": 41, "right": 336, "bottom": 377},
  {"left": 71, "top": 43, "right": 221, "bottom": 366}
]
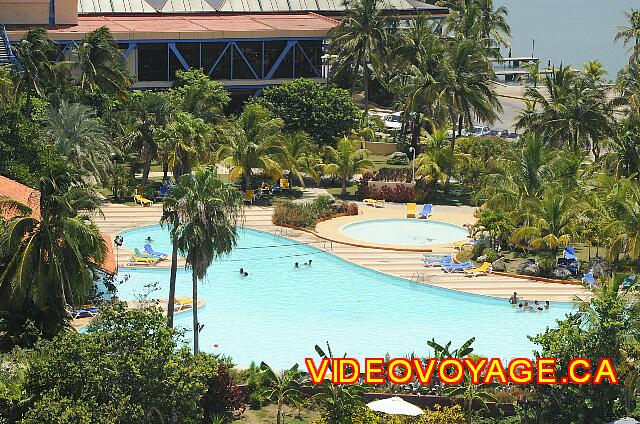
[
  {"left": 464, "top": 262, "right": 493, "bottom": 277},
  {"left": 133, "top": 194, "right": 153, "bottom": 206},
  {"left": 128, "top": 254, "right": 160, "bottom": 266},
  {"left": 453, "top": 240, "right": 474, "bottom": 250},
  {"left": 374, "top": 199, "right": 385, "bottom": 208},
  {"left": 280, "top": 178, "right": 290, "bottom": 190},
  {"left": 174, "top": 297, "right": 194, "bottom": 312},
  {"left": 364, "top": 198, "right": 377, "bottom": 207},
  {"left": 406, "top": 203, "right": 417, "bottom": 218},
  {"left": 243, "top": 189, "right": 255, "bottom": 204}
]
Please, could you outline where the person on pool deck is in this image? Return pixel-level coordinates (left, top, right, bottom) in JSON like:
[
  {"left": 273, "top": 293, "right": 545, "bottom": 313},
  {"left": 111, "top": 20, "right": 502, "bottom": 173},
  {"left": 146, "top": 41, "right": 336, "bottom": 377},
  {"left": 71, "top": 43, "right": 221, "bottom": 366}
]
[{"left": 509, "top": 292, "right": 518, "bottom": 305}]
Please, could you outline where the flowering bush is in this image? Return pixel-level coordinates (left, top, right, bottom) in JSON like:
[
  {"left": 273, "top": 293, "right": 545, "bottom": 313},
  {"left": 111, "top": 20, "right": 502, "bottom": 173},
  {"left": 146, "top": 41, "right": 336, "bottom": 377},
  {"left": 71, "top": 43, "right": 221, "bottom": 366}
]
[
  {"left": 362, "top": 185, "right": 416, "bottom": 203},
  {"left": 272, "top": 196, "right": 358, "bottom": 229}
]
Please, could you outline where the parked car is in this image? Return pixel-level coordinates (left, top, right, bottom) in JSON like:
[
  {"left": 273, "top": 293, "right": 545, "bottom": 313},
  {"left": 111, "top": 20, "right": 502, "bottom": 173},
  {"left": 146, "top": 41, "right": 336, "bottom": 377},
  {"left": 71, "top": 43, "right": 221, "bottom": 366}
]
[
  {"left": 488, "top": 129, "right": 509, "bottom": 137},
  {"left": 506, "top": 132, "right": 520, "bottom": 140},
  {"left": 470, "top": 125, "right": 491, "bottom": 137},
  {"left": 446, "top": 128, "right": 469, "bottom": 138},
  {"left": 383, "top": 112, "right": 403, "bottom": 132}
]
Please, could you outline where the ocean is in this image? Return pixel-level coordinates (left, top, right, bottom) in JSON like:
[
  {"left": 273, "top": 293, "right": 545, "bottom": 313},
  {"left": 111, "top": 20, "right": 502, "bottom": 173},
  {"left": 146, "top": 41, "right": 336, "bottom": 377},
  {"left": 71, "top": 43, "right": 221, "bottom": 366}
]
[{"left": 495, "top": 0, "right": 634, "bottom": 77}]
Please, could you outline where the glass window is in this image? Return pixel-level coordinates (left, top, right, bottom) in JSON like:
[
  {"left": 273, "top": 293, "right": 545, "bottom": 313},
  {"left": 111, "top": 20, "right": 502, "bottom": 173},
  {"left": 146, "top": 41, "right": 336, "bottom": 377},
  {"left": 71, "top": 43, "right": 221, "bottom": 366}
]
[
  {"left": 235, "top": 41, "right": 262, "bottom": 78},
  {"left": 137, "top": 43, "right": 168, "bottom": 82},
  {"left": 202, "top": 42, "right": 232, "bottom": 79},
  {"left": 296, "top": 40, "right": 322, "bottom": 77},
  {"left": 169, "top": 43, "right": 201, "bottom": 80}
]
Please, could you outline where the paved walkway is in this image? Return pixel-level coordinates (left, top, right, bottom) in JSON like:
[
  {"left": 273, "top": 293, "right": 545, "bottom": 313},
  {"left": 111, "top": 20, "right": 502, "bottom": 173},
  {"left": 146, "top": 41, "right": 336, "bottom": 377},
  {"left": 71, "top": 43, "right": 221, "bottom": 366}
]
[{"left": 93, "top": 202, "right": 589, "bottom": 303}]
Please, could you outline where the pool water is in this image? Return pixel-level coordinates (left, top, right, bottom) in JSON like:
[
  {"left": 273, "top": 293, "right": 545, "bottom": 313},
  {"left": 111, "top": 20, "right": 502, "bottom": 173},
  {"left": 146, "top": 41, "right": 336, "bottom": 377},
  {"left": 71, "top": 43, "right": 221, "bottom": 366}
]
[
  {"left": 342, "top": 219, "right": 470, "bottom": 246},
  {"left": 117, "top": 226, "right": 572, "bottom": 369}
]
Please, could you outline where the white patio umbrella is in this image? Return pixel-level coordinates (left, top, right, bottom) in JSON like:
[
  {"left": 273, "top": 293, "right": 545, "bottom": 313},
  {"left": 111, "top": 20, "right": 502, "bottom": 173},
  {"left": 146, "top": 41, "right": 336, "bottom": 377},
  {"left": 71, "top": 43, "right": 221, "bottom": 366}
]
[
  {"left": 608, "top": 418, "right": 639, "bottom": 424},
  {"left": 366, "top": 397, "right": 424, "bottom": 416}
]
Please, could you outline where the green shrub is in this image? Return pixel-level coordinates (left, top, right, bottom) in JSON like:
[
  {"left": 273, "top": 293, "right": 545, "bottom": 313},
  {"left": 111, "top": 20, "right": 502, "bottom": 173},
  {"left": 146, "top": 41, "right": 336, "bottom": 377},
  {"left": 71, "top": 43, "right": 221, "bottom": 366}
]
[
  {"left": 482, "top": 247, "right": 500, "bottom": 263},
  {"left": 456, "top": 249, "right": 474, "bottom": 263}
]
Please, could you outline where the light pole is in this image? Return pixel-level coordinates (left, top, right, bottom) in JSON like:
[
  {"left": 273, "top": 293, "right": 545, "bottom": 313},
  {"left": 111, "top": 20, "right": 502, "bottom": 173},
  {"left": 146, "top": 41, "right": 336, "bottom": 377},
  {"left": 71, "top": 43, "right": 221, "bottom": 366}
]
[
  {"left": 408, "top": 146, "right": 416, "bottom": 182},
  {"left": 114, "top": 235, "right": 123, "bottom": 269}
]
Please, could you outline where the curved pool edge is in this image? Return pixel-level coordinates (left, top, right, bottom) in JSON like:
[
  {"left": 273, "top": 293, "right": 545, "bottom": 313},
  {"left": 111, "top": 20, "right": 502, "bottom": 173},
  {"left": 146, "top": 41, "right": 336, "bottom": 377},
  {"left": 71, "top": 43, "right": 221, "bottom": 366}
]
[{"left": 115, "top": 225, "right": 577, "bottom": 309}]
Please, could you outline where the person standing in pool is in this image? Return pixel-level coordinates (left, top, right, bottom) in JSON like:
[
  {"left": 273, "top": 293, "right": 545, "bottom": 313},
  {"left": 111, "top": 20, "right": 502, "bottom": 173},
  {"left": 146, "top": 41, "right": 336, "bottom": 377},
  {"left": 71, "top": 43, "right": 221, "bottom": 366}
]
[
  {"left": 294, "top": 262, "right": 299, "bottom": 268},
  {"left": 509, "top": 292, "right": 518, "bottom": 305},
  {"left": 145, "top": 236, "right": 153, "bottom": 243}
]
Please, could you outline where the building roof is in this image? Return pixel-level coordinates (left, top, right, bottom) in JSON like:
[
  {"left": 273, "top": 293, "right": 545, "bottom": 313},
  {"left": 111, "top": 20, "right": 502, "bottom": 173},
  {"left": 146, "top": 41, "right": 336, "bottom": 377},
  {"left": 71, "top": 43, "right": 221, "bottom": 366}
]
[
  {"left": 77, "top": 0, "right": 447, "bottom": 15},
  {"left": 0, "top": 175, "right": 116, "bottom": 275},
  {"left": 7, "top": 13, "right": 339, "bottom": 41}
]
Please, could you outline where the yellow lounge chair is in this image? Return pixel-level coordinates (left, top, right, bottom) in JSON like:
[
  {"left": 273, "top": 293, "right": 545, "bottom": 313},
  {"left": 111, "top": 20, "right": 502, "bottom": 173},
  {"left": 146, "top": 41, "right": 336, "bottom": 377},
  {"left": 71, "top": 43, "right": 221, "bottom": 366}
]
[
  {"left": 243, "top": 189, "right": 255, "bottom": 204},
  {"left": 363, "top": 198, "right": 377, "bottom": 207},
  {"left": 128, "top": 254, "right": 160, "bottom": 266},
  {"left": 374, "top": 199, "right": 385, "bottom": 208},
  {"left": 133, "top": 194, "right": 153, "bottom": 206},
  {"left": 464, "top": 262, "right": 492, "bottom": 277},
  {"left": 174, "top": 297, "right": 194, "bottom": 312},
  {"left": 453, "top": 240, "right": 474, "bottom": 250},
  {"left": 280, "top": 178, "right": 290, "bottom": 190},
  {"left": 407, "top": 203, "right": 417, "bottom": 218}
]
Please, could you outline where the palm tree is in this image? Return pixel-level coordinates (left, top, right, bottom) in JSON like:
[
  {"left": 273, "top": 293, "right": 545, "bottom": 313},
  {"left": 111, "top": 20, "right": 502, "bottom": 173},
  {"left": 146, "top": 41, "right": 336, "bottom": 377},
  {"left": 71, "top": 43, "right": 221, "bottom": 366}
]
[
  {"left": 73, "top": 26, "right": 131, "bottom": 100},
  {"left": 615, "top": 61, "right": 640, "bottom": 117},
  {"left": 583, "top": 60, "right": 608, "bottom": 83},
  {"left": 603, "top": 117, "right": 640, "bottom": 179},
  {"left": 0, "top": 175, "right": 106, "bottom": 337},
  {"left": 323, "top": 137, "right": 373, "bottom": 197},
  {"left": 157, "top": 112, "right": 213, "bottom": 179},
  {"left": 164, "top": 167, "right": 243, "bottom": 351},
  {"left": 259, "top": 362, "right": 306, "bottom": 424},
  {"left": 127, "top": 91, "right": 174, "bottom": 184},
  {"left": 329, "top": 0, "right": 388, "bottom": 115},
  {"left": 600, "top": 176, "right": 640, "bottom": 261},
  {"left": 13, "top": 28, "right": 63, "bottom": 115},
  {"left": 43, "top": 100, "right": 113, "bottom": 182},
  {"left": 415, "top": 126, "right": 461, "bottom": 187},
  {"left": 217, "top": 103, "right": 284, "bottom": 189},
  {"left": 435, "top": 38, "right": 501, "bottom": 187},
  {"left": 275, "top": 131, "right": 319, "bottom": 187},
  {"left": 511, "top": 185, "right": 578, "bottom": 258},
  {"left": 615, "top": 8, "right": 640, "bottom": 63},
  {"left": 516, "top": 65, "right": 614, "bottom": 157}
]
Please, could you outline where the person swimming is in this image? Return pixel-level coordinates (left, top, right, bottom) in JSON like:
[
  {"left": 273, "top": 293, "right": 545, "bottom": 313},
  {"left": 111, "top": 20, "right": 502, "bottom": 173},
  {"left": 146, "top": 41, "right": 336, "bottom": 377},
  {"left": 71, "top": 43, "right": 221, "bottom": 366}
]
[
  {"left": 523, "top": 301, "right": 532, "bottom": 310},
  {"left": 534, "top": 300, "right": 543, "bottom": 311},
  {"left": 244, "top": 271, "right": 249, "bottom": 277},
  {"left": 240, "top": 268, "right": 244, "bottom": 274},
  {"left": 145, "top": 236, "right": 153, "bottom": 243},
  {"left": 509, "top": 292, "right": 518, "bottom": 305},
  {"left": 303, "top": 260, "right": 312, "bottom": 266},
  {"left": 545, "top": 301, "right": 550, "bottom": 310},
  {"left": 294, "top": 262, "right": 299, "bottom": 268}
]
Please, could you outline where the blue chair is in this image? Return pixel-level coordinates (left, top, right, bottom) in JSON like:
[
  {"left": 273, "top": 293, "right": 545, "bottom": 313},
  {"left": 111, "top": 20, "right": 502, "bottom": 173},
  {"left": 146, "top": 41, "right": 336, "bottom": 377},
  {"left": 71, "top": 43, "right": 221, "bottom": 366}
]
[
  {"left": 564, "top": 246, "right": 577, "bottom": 261},
  {"left": 557, "top": 257, "right": 579, "bottom": 275},
  {"left": 144, "top": 244, "right": 168, "bottom": 258},
  {"left": 422, "top": 255, "right": 453, "bottom": 267},
  {"left": 272, "top": 180, "right": 282, "bottom": 195},
  {"left": 418, "top": 204, "right": 433, "bottom": 218},
  {"left": 582, "top": 272, "right": 596, "bottom": 286},
  {"left": 442, "top": 261, "right": 473, "bottom": 273},
  {"left": 623, "top": 274, "right": 637, "bottom": 289}
]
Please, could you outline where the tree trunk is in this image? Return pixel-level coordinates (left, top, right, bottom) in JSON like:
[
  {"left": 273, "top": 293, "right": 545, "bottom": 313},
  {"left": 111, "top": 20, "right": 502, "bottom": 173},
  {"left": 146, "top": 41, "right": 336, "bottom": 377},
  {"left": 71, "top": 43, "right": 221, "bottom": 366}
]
[
  {"left": 192, "top": 271, "right": 199, "bottom": 354},
  {"left": 410, "top": 113, "right": 421, "bottom": 152},
  {"left": 444, "top": 113, "right": 458, "bottom": 194},
  {"left": 167, "top": 234, "right": 178, "bottom": 328},
  {"left": 141, "top": 151, "right": 152, "bottom": 185},
  {"left": 350, "top": 61, "right": 359, "bottom": 95},
  {"left": 363, "top": 62, "right": 370, "bottom": 117},
  {"left": 341, "top": 179, "right": 347, "bottom": 197},
  {"left": 162, "top": 160, "right": 169, "bottom": 180}
]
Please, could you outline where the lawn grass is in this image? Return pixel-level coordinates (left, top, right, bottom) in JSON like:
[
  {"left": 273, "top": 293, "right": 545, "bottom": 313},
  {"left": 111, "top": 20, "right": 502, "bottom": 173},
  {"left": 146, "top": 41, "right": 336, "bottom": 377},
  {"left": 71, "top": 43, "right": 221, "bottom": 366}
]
[
  {"left": 326, "top": 185, "right": 358, "bottom": 201},
  {"left": 233, "top": 404, "right": 319, "bottom": 423},
  {"left": 369, "top": 154, "right": 411, "bottom": 171}
]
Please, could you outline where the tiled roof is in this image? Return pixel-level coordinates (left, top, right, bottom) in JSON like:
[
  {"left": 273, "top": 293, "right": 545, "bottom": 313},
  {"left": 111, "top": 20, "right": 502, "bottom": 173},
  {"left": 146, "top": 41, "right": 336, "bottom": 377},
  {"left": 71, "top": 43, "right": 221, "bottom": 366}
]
[
  {"left": 0, "top": 175, "right": 116, "bottom": 275},
  {"left": 77, "top": 0, "right": 448, "bottom": 14}
]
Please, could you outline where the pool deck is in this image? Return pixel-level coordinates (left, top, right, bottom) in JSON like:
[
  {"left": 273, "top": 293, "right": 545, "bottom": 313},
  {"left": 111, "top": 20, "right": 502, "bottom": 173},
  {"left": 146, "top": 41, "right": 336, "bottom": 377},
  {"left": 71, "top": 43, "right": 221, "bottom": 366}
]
[{"left": 92, "top": 202, "right": 590, "bottom": 303}]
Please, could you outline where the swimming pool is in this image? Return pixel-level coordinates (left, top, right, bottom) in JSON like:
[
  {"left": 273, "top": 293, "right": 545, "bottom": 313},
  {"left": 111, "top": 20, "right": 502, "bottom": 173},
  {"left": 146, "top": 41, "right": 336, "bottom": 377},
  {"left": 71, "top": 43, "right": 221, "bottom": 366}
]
[
  {"left": 117, "top": 225, "right": 572, "bottom": 369},
  {"left": 341, "top": 219, "right": 470, "bottom": 246}
]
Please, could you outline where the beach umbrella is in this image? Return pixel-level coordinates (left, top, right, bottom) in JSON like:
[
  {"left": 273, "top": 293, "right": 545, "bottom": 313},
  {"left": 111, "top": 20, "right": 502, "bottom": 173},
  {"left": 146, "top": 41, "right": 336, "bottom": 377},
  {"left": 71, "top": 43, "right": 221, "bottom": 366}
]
[
  {"left": 366, "top": 397, "right": 424, "bottom": 416},
  {"left": 608, "top": 418, "right": 639, "bottom": 424}
]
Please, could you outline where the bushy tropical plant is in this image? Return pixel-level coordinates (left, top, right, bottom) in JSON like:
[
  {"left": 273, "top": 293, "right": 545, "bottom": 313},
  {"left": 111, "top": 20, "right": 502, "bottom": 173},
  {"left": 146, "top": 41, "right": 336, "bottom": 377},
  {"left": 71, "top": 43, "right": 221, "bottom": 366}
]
[{"left": 323, "top": 137, "right": 374, "bottom": 197}]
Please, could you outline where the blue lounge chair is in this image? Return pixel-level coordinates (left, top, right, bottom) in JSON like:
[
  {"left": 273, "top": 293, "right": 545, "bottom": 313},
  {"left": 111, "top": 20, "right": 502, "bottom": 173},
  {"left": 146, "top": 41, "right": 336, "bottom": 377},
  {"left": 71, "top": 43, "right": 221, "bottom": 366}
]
[
  {"left": 272, "top": 180, "right": 282, "bottom": 194},
  {"left": 65, "top": 304, "right": 97, "bottom": 319},
  {"left": 418, "top": 204, "right": 433, "bottom": 219},
  {"left": 144, "top": 244, "right": 168, "bottom": 258},
  {"left": 442, "top": 261, "right": 473, "bottom": 273},
  {"left": 422, "top": 253, "right": 450, "bottom": 259},
  {"left": 564, "top": 246, "right": 577, "bottom": 261},
  {"left": 623, "top": 274, "right": 637, "bottom": 289},
  {"left": 422, "top": 255, "right": 453, "bottom": 267},
  {"left": 156, "top": 185, "right": 169, "bottom": 200},
  {"left": 582, "top": 272, "right": 596, "bottom": 286}
]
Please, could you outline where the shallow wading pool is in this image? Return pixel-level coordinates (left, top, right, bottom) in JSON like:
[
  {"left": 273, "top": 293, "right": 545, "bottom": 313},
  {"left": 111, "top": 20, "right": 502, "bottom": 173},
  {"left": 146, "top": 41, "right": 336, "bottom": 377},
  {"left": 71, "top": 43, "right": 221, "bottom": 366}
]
[
  {"left": 116, "top": 225, "right": 572, "bottom": 368},
  {"left": 341, "top": 219, "right": 470, "bottom": 246}
]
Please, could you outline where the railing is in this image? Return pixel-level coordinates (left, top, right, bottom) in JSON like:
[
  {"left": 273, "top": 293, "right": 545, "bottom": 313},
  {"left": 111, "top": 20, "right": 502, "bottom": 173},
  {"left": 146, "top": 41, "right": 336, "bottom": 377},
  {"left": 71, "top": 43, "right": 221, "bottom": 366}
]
[{"left": 0, "top": 24, "right": 19, "bottom": 66}]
